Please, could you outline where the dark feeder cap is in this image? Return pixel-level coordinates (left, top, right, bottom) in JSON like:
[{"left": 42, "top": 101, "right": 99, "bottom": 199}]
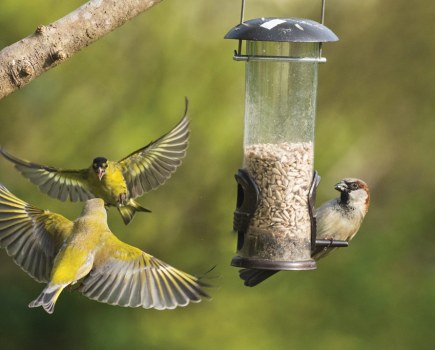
[{"left": 225, "top": 17, "right": 338, "bottom": 42}]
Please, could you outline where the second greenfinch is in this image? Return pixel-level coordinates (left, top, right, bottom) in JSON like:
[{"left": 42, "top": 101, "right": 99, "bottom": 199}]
[{"left": 0, "top": 184, "right": 209, "bottom": 314}]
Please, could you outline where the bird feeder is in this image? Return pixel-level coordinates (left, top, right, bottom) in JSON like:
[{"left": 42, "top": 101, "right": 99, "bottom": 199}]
[{"left": 226, "top": 1, "right": 341, "bottom": 271}]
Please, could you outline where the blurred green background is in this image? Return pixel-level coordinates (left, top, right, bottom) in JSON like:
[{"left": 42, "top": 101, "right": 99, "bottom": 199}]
[{"left": 0, "top": 0, "right": 434, "bottom": 349}]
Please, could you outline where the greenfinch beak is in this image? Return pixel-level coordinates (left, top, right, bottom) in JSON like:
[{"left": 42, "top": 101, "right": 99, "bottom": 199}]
[{"left": 97, "top": 167, "right": 105, "bottom": 181}]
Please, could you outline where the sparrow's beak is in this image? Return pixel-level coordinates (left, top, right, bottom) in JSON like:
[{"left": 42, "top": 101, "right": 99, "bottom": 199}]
[
  {"left": 97, "top": 167, "right": 106, "bottom": 181},
  {"left": 335, "top": 181, "right": 348, "bottom": 192}
]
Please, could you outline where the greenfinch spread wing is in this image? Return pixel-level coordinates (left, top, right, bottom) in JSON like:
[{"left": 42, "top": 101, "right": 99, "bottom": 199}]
[
  {"left": 118, "top": 99, "right": 190, "bottom": 198},
  {"left": 79, "top": 232, "right": 209, "bottom": 310},
  {"left": 0, "top": 148, "right": 93, "bottom": 202},
  {"left": 0, "top": 184, "right": 73, "bottom": 282}
]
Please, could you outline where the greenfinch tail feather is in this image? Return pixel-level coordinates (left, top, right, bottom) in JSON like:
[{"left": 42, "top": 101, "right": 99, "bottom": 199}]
[
  {"left": 118, "top": 200, "right": 151, "bottom": 225},
  {"left": 28, "top": 284, "right": 65, "bottom": 314}
]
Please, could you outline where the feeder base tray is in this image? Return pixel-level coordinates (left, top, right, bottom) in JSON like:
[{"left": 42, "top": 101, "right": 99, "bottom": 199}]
[{"left": 231, "top": 255, "right": 317, "bottom": 271}]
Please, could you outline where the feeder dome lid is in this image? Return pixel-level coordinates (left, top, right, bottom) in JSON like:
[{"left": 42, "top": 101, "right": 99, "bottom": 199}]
[{"left": 225, "top": 18, "right": 338, "bottom": 43}]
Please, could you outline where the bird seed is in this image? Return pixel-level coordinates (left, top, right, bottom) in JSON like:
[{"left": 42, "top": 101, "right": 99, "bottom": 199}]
[{"left": 241, "top": 142, "right": 314, "bottom": 261}]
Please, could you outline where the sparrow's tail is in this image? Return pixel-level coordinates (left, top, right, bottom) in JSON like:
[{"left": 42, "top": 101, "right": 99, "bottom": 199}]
[
  {"left": 118, "top": 200, "right": 151, "bottom": 225},
  {"left": 28, "top": 284, "right": 65, "bottom": 314},
  {"left": 239, "top": 268, "right": 279, "bottom": 287}
]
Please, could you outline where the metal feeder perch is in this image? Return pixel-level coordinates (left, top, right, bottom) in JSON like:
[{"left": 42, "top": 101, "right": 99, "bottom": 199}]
[{"left": 226, "top": 1, "right": 347, "bottom": 272}]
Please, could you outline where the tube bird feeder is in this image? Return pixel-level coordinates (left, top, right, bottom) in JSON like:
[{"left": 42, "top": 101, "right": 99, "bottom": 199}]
[{"left": 226, "top": 6, "right": 339, "bottom": 272}]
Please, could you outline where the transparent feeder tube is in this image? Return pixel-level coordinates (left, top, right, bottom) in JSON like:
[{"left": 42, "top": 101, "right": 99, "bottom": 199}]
[{"left": 241, "top": 41, "right": 320, "bottom": 266}]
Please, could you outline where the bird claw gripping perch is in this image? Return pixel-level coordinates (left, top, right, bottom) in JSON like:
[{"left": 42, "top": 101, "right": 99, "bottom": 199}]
[
  {"left": 233, "top": 168, "right": 259, "bottom": 251},
  {"left": 309, "top": 171, "right": 349, "bottom": 252}
]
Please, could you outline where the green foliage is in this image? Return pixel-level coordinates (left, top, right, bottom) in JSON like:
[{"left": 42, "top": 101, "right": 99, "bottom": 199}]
[{"left": 0, "top": 0, "right": 434, "bottom": 349}]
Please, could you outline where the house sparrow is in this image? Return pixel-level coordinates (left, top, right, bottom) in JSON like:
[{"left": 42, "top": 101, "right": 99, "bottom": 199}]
[
  {"left": 0, "top": 98, "right": 190, "bottom": 225},
  {"left": 239, "top": 178, "right": 370, "bottom": 287},
  {"left": 0, "top": 184, "right": 209, "bottom": 314}
]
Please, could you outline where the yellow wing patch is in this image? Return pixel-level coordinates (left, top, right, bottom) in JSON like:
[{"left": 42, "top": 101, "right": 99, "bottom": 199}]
[
  {"left": 0, "top": 184, "right": 73, "bottom": 283},
  {"left": 79, "top": 231, "right": 209, "bottom": 309}
]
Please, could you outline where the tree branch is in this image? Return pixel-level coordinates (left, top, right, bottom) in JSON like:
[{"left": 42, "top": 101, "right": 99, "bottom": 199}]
[{"left": 0, "top": 0, "right": 163, "bottom": 101}]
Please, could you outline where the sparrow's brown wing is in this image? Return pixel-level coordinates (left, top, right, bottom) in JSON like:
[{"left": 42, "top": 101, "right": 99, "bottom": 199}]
[
  {"left": 0, "top": 148, "right": 93, "bottom": 202},
  {"left": 118, "top": 99, "right": 190, "bottom": 199},
  {"left": 79, "top": 232, "right": 209, "bottom": 310},
  {"left": 0, "top": 184, "right": 73, "bottom": 283}
]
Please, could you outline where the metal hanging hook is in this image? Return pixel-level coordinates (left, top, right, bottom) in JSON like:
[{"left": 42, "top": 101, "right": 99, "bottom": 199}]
[
  {"left": 320, "top": 0, "right": 326, "bottom": 56},
  {"left": 321, "top": 0, "right": 326, "bottom": 24},
  {"left": 236, "top": 0, "right": 246, "bottom": 56},
  {"left": 240, "top": 0, "right": 246, "bottom": 24}
]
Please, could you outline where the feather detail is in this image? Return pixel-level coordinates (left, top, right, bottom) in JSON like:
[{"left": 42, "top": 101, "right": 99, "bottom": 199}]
[
  {"left": 79, "top": 232, "right": 209, "bottom": 309},
  {"left": 0, "top": 184, "right": 72, "bottom": 282},
  {"left": 119, "top": 98, "right": 190, "bottom": 198},
  {"left": 0, "top": 148, "right": 93, "bottom": 202},
  {"left": 28, "top": 284, "right": 66, "bottom": 314}
]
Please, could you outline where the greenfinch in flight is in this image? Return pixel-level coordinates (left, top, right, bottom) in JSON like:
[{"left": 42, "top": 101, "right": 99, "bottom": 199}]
[
  {"left": 0, "top": 99, "right": 190, "bottom": 225},
  {"left": 0, "top": 184, "right": 209, "bottom": 314}
]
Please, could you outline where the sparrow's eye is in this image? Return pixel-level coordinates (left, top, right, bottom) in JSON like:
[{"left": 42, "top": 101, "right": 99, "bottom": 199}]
[{"left": 349, "top": 182, "right": 359, "bottom": 190}]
